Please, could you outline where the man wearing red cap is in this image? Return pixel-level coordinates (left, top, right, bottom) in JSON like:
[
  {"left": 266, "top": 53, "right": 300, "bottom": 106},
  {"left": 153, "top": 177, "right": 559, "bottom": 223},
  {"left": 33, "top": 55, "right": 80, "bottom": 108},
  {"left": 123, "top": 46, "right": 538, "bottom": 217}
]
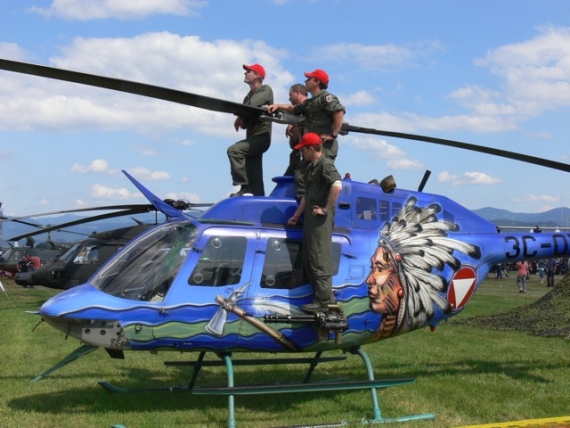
[
  {"left": 287, "top": 132, "right": 342, "bottom": 313},
  {"left": 268, "top": 69, "right": 345, "bottom": 199},
  {"left": 228, "top": 63, "right": 273, "bottom": 196}
]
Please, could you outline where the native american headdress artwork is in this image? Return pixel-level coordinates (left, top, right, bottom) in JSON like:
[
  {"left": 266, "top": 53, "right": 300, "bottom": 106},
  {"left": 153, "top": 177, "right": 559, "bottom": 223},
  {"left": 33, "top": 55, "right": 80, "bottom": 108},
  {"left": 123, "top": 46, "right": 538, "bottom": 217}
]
[{"left": 373, "top": 197, "right": 481, "bottom": 335}]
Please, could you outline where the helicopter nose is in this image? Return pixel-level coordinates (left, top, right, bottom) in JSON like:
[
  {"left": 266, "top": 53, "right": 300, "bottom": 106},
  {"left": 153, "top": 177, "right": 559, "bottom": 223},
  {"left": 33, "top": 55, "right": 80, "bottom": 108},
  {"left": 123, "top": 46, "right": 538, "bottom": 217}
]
[
  {"left": 39, "top": 284, "right": 131, "bottom": 349},
  {"left": 41, "top": 314, "right": 131, "bottom": 349}
]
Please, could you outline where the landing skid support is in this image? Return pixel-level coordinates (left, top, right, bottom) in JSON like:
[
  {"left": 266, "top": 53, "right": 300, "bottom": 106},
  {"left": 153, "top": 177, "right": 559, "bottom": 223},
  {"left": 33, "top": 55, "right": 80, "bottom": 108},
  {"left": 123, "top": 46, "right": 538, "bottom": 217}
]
[
  {"left": 353, "top": 347, "right": 382, "bottom": 421},
  {"left": 350, "top": 347, "right": 435, "bottom": 424},
  {"left": 31, "top": 343, "right": 98, "bottom": 383}
]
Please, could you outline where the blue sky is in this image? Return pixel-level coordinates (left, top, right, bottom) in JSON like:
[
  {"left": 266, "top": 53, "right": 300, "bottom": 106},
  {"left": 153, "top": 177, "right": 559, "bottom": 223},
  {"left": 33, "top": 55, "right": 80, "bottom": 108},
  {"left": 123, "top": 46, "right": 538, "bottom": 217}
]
[{"left": 1, "top": 0, "right": 570, "bottom": 221}]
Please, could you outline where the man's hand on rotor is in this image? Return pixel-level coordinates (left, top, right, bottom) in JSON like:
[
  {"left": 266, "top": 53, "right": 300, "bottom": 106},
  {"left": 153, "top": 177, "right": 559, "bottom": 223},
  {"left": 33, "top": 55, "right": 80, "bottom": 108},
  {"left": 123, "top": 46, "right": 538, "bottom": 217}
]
[{"left": 234, "top": 116, "right": 245, "bottom": 131}]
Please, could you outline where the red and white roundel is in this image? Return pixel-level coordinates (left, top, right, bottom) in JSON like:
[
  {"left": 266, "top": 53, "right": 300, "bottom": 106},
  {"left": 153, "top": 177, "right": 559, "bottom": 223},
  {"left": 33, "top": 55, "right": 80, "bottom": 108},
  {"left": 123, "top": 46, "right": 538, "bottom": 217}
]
[{"left": 447, "top": 266, "right": 477, "bottom": 310}]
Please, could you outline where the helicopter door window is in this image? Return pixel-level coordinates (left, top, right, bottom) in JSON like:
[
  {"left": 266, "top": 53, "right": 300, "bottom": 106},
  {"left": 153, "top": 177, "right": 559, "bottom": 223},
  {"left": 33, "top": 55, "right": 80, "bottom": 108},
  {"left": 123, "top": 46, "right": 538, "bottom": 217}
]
[
  {"left": 261, "top": 238, "right": 342, "bottom": 289},
  {"left": 356, "top": 197, "right": 377, "bottom": 221},
  {"left": 188, "top": 236, "right": 247, "bottom": 287},
  {"left": 379, "top": 200, "right": 390, "bottom": 222},
  {"left": 392, "top": 202, "right": 402, "bottom": 217}
]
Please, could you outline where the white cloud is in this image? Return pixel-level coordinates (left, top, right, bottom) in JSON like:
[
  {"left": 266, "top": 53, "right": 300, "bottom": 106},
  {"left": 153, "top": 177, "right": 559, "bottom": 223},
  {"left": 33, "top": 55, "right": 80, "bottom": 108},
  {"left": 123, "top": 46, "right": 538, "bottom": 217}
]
[
  {"left": 128, "top": 167, "right": 170, "bottom": 181},
  {"left": 523, "top": 131, "right": 554, "bottom": 140},
  {"left": 0, "top": 32, "right": 291, "bottom": 135},
  {"left": 0, "top": 43, "right": 27, "bottom": 60},
  {"left": 347, "top": 136, "right": 423, "bottom": 170},
  {"left": 438, "top": 171, "right": 501, "bottom": 186},
  {"left": 464, "top": 171, "right": 502, "bottom": 185},
  {"left": 514, "top": 194, "right": 559, "bottom": 203},
  {"left": 136, "top": 148, "right": 157, "bottom": 156},
  {"left": 314, "top": 40, "right": 444, "bottom": 71},
  {"left": 341, "top": 90, "right": 376, "bottom": 107},
  {"left": 71, "top": 159, "right": 109, "bottom": 173},
  {"left": 164, "top": 191, "right": 203, "bottom": 203},
  {"left": 469, "top": 26, "right": 570, "bottom": 118},
  {"left": 91, "top": 183, "right": 138, "bottom": 199},
  {"left": 387, "top": 157, "right": 423, "bottom": 170},
  {"left": 28, "top": 0, "right": 207, "bottom": 20}
]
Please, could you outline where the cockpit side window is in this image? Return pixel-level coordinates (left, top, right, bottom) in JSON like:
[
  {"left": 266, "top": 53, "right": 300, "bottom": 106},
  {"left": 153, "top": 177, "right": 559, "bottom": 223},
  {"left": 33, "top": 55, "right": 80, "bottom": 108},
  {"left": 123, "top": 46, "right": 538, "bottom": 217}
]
[
  {"left": 260, "top": 238, "right": 342, "bottom": 289},
  {"left": 74, "top": 245, "right": 99, "bottom": 264},
  {"left": 261, "top": 238, "right": 304, "bottom": 289},
  {"left": 188, "top": 236, "right": 247, "bottom": 287}
]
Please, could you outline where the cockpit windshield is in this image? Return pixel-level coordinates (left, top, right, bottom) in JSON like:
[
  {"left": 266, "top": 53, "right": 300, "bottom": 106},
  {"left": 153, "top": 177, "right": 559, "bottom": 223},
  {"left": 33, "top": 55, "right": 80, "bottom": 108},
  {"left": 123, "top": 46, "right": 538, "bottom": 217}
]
[
  {"left": 91, "top": 221, "right": 198, "bottom": 302},
  {"left": 1, "top": 248, "right": 15, "bottom": 262},
  {"left": 58, "top": 243, "right": 81, "bottom": 264}
]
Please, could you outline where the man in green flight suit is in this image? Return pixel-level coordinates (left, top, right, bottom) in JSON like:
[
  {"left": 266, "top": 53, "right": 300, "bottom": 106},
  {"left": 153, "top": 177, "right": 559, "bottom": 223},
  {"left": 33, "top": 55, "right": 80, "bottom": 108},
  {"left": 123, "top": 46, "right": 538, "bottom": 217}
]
[
  {"left": 287, "top": 132, "right": 342, "bottom": 313},
  {"left": 268, "top": 68, "right": 345, "bottom": 200},
  {"left": 229, "top": 63, "right": 273, "bottom": 197}
]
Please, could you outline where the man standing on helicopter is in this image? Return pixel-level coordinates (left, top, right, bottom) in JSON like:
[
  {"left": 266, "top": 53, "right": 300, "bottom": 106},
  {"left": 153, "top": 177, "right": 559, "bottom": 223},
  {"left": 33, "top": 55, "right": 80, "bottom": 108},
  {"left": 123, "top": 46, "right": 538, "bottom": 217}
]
[
  {"left": 228, "top": 63, "right": 273, "bottom": 197},
  {"left": 287, "top": 132, "right": 342, "bottom": 313},
  {"left": 268, "top": 69, "right": 345, "bottom": 200}
]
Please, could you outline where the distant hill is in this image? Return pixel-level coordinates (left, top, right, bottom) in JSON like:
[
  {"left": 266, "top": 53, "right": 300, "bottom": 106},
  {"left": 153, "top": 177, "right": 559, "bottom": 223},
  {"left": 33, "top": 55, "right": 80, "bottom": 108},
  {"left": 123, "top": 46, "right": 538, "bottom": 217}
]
[{"left": 472, "top": 207, "right": 570, "bottom": 229}]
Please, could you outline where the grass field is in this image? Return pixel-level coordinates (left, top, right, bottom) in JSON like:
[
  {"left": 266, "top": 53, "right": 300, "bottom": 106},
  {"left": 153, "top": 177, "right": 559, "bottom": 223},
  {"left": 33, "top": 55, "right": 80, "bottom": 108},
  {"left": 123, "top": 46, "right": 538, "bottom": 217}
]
[{"left": 0, "top": 274, "right": 569, "bottom": 428}]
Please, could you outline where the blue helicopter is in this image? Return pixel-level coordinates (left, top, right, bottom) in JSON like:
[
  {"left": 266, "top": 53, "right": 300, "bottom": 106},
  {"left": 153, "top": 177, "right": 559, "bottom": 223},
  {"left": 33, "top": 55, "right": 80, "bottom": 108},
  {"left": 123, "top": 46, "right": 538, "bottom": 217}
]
[{"left": 3, "top": 58, "right": 570, "bottom": 427}]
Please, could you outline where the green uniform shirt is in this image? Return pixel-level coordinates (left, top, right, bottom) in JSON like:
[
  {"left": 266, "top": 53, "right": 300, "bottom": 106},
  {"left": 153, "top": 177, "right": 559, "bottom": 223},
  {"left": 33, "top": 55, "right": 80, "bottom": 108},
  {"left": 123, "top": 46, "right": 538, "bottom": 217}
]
[
  {"left": 242, "top": 84, "right": 273, "bottom": 138},
  {"left": 293, "top": 90, "right": 345, "bottom": 136},
  {"left": 304, "top": 155, "right": 342, "bottom": 209}
]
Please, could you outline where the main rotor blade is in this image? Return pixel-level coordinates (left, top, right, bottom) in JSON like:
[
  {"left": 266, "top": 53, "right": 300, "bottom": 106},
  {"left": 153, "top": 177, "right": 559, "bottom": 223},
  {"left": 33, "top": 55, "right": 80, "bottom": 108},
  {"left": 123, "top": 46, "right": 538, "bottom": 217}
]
[
  {"left": 4, "top": 58, "right": 566, "bottom": 173},
  {"left": 0, "top": 58, "right": 265, "bottom": 117},
  {"left": 0, "top": 215, "right": 44, "bottom": 229},
  {"left": 0, "top": 204, "right": 154, "bottom": 224},
  {"left": 342, "top": 124, "right": 570, "bottom": 173},
  {"left": 8, "top": 207, "right": 154, "bottom": 242}
]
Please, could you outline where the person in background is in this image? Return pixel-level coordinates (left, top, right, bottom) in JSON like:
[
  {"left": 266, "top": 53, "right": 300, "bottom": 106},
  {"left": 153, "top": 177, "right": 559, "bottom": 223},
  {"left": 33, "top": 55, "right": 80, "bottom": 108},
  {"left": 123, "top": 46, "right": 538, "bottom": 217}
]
[
  {"left": 537, "top": 259, "right": 546, "bottom": 283},
  {"left": 495, "top": 263, "right": 503, "bottom": 279},
  {"left": 546, "top": 258, "right": 556, "bottom": 287},
  {"left": 516, "top": 260, "right": 528, "bottom": 293}
]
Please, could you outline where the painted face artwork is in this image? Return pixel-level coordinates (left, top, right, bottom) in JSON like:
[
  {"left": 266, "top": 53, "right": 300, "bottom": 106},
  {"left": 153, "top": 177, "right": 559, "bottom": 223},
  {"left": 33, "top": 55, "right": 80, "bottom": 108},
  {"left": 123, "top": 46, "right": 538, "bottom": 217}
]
[
  {"left": 366, "top": 246, "right": 404, "bottom": 315},
  {"left": 366, "top": 197, "right": 482, "bottom": 339}
]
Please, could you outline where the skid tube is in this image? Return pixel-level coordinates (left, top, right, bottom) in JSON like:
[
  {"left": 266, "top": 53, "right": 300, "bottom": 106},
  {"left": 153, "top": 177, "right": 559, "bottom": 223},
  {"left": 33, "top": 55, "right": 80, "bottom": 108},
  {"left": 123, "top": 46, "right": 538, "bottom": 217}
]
[{"left": 99, "top": 347, "right": 434, "bottom": 427}]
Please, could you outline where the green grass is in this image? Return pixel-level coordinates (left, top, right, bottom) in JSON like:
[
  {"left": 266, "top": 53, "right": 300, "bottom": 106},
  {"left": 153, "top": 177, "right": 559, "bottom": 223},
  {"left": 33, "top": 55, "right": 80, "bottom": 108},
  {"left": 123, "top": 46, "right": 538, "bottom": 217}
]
[{"left": 0, "top": 275, "right": 569, "bottom": 428}]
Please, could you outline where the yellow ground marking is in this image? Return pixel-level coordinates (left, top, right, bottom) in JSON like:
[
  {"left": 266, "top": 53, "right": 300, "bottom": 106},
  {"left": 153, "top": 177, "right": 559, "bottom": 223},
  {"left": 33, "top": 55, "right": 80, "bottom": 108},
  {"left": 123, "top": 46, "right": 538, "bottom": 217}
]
[{"left": 456, "top": 416, "right": 570, "bottom": 428}]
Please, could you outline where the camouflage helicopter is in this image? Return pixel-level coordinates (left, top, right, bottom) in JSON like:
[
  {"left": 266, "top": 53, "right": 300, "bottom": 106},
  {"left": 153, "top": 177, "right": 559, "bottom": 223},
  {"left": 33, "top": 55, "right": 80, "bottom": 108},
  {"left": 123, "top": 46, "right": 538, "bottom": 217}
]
[
  {"left": 0, "top": 213, "right": 76, "bottom": 278},
  {"left": 4, "top": 201, "right": 211, "bottom": 289},
  {"left": 2, "top": 58, "right": 570, "bottom": 427}
]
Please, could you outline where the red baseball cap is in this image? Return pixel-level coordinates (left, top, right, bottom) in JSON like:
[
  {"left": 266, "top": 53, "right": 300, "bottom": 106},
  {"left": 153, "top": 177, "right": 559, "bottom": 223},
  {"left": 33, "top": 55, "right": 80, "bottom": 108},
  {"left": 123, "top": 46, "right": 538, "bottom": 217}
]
[
  {"left": 304, "top": 69, "right": 329, "bottom": 85},
  {"left": 243, "top": 63, "right": 266, "bottom": 78},
  {"left": 294, "top": 132, "right": 322, "bottom": 150}
]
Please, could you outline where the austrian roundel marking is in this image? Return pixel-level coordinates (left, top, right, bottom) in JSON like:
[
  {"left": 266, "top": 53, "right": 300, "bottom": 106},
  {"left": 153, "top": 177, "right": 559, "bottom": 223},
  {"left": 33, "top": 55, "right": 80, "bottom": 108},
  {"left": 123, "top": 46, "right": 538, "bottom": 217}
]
[{"left": 448, "top": 266, "right": 477, "bottom": 310}]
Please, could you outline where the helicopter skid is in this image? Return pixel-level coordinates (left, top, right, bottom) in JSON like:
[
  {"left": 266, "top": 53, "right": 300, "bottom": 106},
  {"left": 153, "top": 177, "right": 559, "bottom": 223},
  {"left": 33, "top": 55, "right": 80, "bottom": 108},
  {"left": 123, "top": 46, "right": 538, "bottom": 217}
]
[
  {"left": 98, "top": 381, "right": 189, "bottom": 394},
  {"left": 98, "top": 349, "right": 435, "bottom": 427}
]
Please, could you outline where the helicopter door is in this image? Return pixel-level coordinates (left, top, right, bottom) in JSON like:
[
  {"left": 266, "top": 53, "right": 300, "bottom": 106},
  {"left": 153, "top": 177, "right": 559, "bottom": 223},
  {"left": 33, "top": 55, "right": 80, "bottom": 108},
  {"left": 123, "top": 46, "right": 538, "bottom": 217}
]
[{"left": 172, "top": 229, "right": 254, "bottom": 347}]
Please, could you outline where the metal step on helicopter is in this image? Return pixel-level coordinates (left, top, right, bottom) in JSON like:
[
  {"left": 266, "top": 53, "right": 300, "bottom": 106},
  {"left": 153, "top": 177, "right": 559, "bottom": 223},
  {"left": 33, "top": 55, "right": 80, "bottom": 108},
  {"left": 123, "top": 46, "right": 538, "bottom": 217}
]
[{"left": 2, "top": 58, "right": 570, "bottom": 427}]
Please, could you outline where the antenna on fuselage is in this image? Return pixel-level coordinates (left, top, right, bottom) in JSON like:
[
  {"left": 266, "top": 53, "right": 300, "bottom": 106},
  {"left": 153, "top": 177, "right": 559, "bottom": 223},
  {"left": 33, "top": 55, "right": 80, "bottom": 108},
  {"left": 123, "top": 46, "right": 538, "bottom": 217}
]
[{"left": 418, "top": 170, "right": 432, "bottom": 192}]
